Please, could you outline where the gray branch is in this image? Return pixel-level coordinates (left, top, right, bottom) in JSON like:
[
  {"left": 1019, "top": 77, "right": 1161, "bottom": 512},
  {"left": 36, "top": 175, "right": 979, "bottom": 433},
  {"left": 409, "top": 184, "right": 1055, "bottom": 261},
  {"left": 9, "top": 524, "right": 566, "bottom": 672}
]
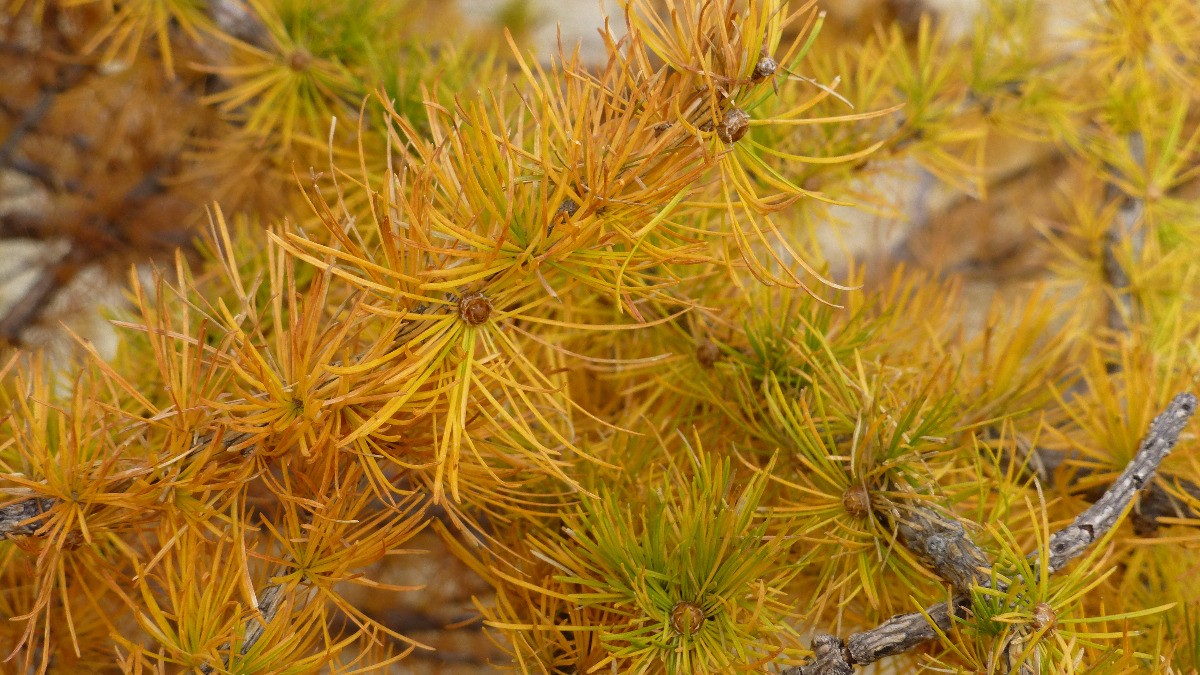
[
  {"left": 1, "top": 431, "right": 248, "bottom": 540},
  {"left": 199, "top": 582, "right": 288, "bottom": 674},
  {"left": 781, "top": 600, "right": 963, "bottom": 675},
  {"left": 1016, "top": 440, "right": 1200, "bottom": 537},
  {"left": 1036, "top": 391, "right": 1196, "bottom": 573},
  {"left": 0, "top": 496, "right": 56, "bottom": 538},
  {"left": 1102, "top": 132, "right": 1145, "bottom": 335},
  {"left": 894, "top": 504, "right": 992, "bottom": 592},
  {"left": 202, "top": 0, "right": 272, "bottom": 50}
]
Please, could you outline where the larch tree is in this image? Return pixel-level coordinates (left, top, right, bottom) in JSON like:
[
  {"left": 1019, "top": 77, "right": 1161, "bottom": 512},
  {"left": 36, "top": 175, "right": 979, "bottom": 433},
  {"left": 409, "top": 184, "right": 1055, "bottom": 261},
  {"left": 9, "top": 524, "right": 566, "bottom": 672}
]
[{"left": 2, "top": 0, "right": 1200, "bottom": 673}]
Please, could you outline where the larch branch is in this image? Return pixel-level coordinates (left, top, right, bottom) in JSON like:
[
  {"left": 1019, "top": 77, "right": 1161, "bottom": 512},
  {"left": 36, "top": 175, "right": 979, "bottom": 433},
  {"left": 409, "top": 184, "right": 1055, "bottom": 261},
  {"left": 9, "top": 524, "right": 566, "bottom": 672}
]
[{"left": 782, "top": 391, "right": 1196, "bottom": 674}]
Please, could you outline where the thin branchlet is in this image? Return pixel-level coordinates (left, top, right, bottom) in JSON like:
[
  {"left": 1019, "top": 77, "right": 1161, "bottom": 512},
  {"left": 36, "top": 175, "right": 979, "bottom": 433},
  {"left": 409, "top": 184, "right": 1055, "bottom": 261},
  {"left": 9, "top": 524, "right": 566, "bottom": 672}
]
[
  {"left": 1036, "top": 392, "right": 1196, "bottom": 574},
  {"left": 0, "top": 497, "right": 56, "bottom": 539},
  {"left": 198, "top": 583, "right": 289, "bottom": 674},
  {"left": 892, "top": 503, "right": 993, "bottom": 592},
  {"left": 1, "top": 431, "right": 250, "bottom": 539}
]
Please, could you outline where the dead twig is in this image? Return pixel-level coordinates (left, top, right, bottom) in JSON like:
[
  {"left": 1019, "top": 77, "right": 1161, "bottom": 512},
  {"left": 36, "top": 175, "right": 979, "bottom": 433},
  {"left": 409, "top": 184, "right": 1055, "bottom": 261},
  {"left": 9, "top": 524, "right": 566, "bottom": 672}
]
[
  {"left": 1036, "top": 392, "right": 1195, "bottom": 574},
  {"left": 893, "top": 502, "right": 993, "bottom": 593},
  {"left": 198, "top": 583, "right": 291, "bottom": 674}
]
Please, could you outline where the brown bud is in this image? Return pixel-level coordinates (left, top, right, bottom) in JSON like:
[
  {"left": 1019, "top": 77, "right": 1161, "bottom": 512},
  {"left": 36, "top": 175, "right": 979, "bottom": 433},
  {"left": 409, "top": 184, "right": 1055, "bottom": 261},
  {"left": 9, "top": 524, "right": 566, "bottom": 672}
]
[
  {"left": 1033, "top": 602, "right": 1056, "bottom": 632},
  {"left": 752, "top": 55, "right": 778, "bottom": 81},
  {"left": 696, "top": 340, "right": 721, "bottom": 368},
  {"left": 458, "top": 292, "right": 493, "bottom": 326},
  {"left": 288, "top": 48, "right": 312, "bottom": 72},
  {"left": 842, "top": 484, "right": 871, "bottom": 518},
  {"left": 717, "top": 108, "right": 751, "bottom": 144},
  {"left": 670, "top": 601, "right": 705, "bottom": 635}
]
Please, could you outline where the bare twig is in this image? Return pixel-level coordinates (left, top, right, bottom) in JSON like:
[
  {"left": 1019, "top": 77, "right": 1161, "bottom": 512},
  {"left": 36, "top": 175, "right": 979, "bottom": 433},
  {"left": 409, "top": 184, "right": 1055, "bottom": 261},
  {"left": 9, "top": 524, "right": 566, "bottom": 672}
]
[
  {"left": 0, "top": 496, "right": 56, "bottom": 538},
  {"left": 0, "top": 163, "right": 171, "bottom": 345},
  {"left": 0, "top": 431, "right": 249, "bottom": 540},
  {"left": 0, "top": 210, "right": 47, "bottom": 240},
  {"left": 1015, "top": 438, "right": 1200, "bottom": 536},
  {"left": 893, "top": 503, "right": 992, "bottom": 592},
  {"left": 202, "top": 0, "right": 272, "bottom": 50},
  {"left": 0, "top": 244, "right": 89, "bottom": 346},
  {"left": 788, "top": 487, "right": 997, "bottom": 674},
  {"left": 1036, "top": 391, "right": 1196, "bottom": 574},
  {"left": 782, "top": 600, "right": 965, "bottom": 675},
  {"left": 7, "top": 157, "right": 83, "bottom": 194},
  {"left": 0, "top": 65, "right": 88, "bottom": 168},
  {"left": 1102, "top": 132, "right": 1145, "bottom": 336},
  {"left": 198, "top": 582, "right": 302, "bottom": 674}
]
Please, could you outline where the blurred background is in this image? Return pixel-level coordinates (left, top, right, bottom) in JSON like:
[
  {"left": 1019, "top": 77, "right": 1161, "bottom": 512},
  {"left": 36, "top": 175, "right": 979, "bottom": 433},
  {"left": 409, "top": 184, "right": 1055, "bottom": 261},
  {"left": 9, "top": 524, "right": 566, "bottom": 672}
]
[{"left": 0, "top": 0, "right": 1072, "bottom": 361}]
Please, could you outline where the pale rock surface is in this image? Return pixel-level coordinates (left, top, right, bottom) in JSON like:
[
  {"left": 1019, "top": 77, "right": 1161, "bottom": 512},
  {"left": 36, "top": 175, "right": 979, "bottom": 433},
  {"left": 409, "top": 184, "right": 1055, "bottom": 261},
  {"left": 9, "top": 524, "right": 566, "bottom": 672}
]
[{"left": 458, "top": 0, "right": 626, "bottom": 63}]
